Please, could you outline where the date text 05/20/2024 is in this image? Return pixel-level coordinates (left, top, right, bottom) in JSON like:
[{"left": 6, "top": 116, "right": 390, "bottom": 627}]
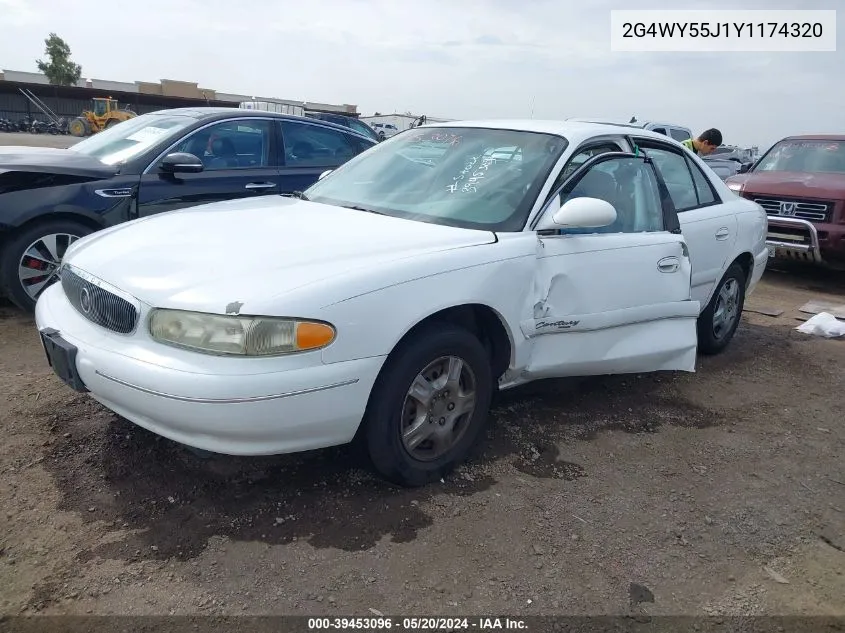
[{"left": 307, "top": 617, "right": 528, "bottom": 630}]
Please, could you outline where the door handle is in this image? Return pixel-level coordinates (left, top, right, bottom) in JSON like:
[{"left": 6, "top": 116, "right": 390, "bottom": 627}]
[
  {"left": 657, "top": 256, "right": 680, "bottom": 273},
  {"left": 715, "top": 227, "right": 730, "bottom": 240},
  {"left": 244, "top": 182, "right": 277, "bottom": 190}
]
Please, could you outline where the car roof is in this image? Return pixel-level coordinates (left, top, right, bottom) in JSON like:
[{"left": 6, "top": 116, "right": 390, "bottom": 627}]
[
  {"left": 144, "top": 107, "right": 376, "bottom": 142},
  {"left": 780, "top": 134, "right": 845, "bottom": 141},
  {"left": 418, "top": 119, "right": 678, "bottom": 144}
]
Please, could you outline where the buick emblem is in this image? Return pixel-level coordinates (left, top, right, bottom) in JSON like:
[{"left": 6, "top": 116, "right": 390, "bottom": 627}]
[
  {"left": 79, "top": 286, "right": 92, "bottom": 313},
  {"left": 780, "top": 202, "right": 796, "bottom": 216}
]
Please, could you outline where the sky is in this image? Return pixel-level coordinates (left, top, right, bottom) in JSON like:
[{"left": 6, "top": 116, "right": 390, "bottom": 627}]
[{"left": 0, "top": 0, "right": 841, "bottom": 149}]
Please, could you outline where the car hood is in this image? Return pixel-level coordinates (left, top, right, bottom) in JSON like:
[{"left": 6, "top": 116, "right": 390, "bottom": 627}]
[
  {"left": 728, "top": 171, "right": 845, "bottom": 200},
  {"left": 0, "top": 146, "right": 116, "bottom": 179},
  {"left": 65, "top": 196, "right": 497, "bottom": 311}
]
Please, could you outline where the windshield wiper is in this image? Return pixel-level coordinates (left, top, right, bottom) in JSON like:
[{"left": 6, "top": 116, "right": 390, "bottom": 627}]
[
  {"left": 341, "top": 204, "right": 387, "bottom": 216},
  {"left": 282, "top": 191, "right": 309, "bottom": 200}
]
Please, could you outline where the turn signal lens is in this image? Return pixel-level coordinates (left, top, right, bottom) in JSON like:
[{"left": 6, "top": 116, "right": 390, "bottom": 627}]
[
  {"left": 148, "top": 309, "right": 336, "bottom": 356},
  {"left": 296, "top": 321, "right": 336, "bottom": 350}
]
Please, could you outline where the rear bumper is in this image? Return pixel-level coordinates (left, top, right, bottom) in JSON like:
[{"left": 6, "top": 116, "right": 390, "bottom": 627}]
[{"left": 765, "top": 217, "right": 845, "bottom": 265}]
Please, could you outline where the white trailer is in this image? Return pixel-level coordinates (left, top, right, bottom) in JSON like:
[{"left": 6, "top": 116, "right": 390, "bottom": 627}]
[{"left": 239, "top": 101, "right": 305, "bottom": 117}]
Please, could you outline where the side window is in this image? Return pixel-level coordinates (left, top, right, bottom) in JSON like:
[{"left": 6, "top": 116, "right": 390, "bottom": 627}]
[
  {"left": 349, "top": 119, "right": 377, "bottom": 140},
  {"left": 685, "top": 155, "right": 718, "bottom": 205},
  {"left": 173, "top": 119, "right": 272, "bottom": 171},
  {"left": 557, "top": 156, "right": 664, "bottom": 234},
  {"left": 651, "top": 127, "right": 668, "bottom": 136},
  {"left": 670, "top": 128, "right": 691, "bottom": 142},
  {"left": 553, "top": 143, "right": 623, "bottom": 190},
  {"left": 281, "top": 121, "right": 359, "bottom": 167},
  {"left": 641, "top": 146, "right": 699, "bottom": 211}
]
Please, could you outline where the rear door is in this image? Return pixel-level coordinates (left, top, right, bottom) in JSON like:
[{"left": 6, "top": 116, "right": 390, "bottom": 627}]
[
  {"left": 633, "top": 136, "right": 736, "bottom": 306},
  {"left": 136, "top": 117, "right": 281, "bottom": 217},
  {"left": 276, "top": 119, "right": 373, "bottom": 192},
  {"left": 523, "top": 152, "right": 699, "bottom": 379}
]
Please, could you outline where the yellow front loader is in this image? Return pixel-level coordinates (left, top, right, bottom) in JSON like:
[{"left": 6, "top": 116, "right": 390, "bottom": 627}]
[{"left": 68, "top": 97, "right": 137, "bottom": 137}]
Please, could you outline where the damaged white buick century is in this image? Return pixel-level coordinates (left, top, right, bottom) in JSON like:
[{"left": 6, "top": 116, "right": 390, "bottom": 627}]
[{"left": 35, "top": 120, "right": 769, "bottom": 486}]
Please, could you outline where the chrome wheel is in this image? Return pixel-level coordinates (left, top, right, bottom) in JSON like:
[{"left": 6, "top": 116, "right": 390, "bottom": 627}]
[
  {"left": 712, "top": 277, "right": 740, "bottom": 340},
  {"left": 18, "top": 233, "right": 79, "bottom": 301},
  {"left": 400, "top": 355, "right": 477, "bottom": 462}
]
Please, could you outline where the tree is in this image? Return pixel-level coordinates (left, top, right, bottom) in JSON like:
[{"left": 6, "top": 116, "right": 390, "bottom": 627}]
[{"left": 36, "top": 33, "right": 82, "bottom": 86}]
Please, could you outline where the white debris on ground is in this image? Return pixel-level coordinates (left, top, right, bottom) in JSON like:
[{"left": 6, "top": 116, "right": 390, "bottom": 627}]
[{"left": 795, "top": 312, "right": 845, "bottom": 338}]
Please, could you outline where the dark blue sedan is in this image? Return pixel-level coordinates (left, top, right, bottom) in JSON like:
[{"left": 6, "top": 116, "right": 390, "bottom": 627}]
[{"left": 0, "top": 107, "right": 377, "bottom": 311}]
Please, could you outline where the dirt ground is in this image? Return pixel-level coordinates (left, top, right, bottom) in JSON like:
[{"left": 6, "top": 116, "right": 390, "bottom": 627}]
[
  {"left": 0, "top": 258, "right": 843, "bottom": 621},
  {"left": 0, "top": 132, "right": 79, "bottom": 149}
]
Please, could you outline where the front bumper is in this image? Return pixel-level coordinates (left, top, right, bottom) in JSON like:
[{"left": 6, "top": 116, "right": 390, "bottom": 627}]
[
  {"left": 34, "top": 283, "right": 386, "bottom": 456},
  {"left": 766, "top": 217, "right": 845, "bottom": 265},
  {"left": 766, "top": 217, "right": 822, "bottom": 263}
]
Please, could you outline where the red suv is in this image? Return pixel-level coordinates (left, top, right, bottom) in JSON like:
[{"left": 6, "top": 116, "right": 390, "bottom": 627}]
[{"left": 726, "top": 135, "right": 845, "bottom": 269}]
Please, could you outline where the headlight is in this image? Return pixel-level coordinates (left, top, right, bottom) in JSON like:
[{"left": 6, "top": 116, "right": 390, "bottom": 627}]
[
  {"left": 148, "top": 309, "right": 336, "bottom": 356},
  {"left": 726, "top": 180, "right": 743, "bottom": 193}
]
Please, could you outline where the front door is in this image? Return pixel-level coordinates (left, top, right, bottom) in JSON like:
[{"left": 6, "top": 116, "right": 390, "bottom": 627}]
[
  {"left": 523, "top": 152, "right": 700, "bottom": 379},
  {"left": 136, "top": 118, "right": 281, "bottom": 217},
  {"left": 634, "top": 138, "right": 738, "bottom": 306}
]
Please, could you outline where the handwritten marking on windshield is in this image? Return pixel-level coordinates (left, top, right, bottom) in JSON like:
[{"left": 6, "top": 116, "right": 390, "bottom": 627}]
[{"left": 448, "top": 154, "right": 498, "bottom": 194}]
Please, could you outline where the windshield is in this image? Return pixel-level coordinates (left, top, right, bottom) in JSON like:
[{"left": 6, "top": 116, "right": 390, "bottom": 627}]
[
  {"left": 304, "top": 126, "right": 568, "bottom": 231},
  {"left": 68, "top": 112, "right": 197, "bottom": 165},
  {"left": 754, "top": 139, "right": 845, "bottom": 174}
]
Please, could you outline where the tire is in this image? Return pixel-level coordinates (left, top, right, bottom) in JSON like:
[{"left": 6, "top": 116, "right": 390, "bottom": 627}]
[
  {"left": 105, "top": 119, "right": 119, "bottom": 129},
  {"left": 362, "top": 322, "right": 494, "bottom": 487},
  {"left": 68, "top": 117, "right": 90, "bottom": 137},
  {"left": 696, "top": 262, "right": 747, "bottom": 355},
  {"left": 0, "top": 220, "right": 93, "bottom": 312}
]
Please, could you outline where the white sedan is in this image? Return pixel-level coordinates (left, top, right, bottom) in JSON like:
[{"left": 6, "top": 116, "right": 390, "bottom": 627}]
[{"left": 34, "top": 120, "right": 769, "bottom": 487}]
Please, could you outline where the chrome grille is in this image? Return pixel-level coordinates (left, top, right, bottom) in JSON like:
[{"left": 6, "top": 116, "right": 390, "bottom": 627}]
[
  {"left": 60, "top": 267, "right": 139, "bottom": 334},
  {"left": 753, "top": 197, "right": 831, "bottom": 222}
]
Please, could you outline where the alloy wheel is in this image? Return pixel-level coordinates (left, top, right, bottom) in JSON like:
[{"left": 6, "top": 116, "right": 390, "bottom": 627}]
[
  {"left": 400, "top": 355, "right": 478, "bottom": 461},
  {"left": 18, "top": 233, "right": 79, "bottom": 301},
  {"left": 712, "top": 277, "right": 740, "bottom": 340}
]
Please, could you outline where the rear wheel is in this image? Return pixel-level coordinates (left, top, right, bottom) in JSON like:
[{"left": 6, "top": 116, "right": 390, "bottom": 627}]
[
  {"left": 363, "top": 323, "right": 494, "bottom": 487},
  {"left": 0, "top": 220, "right": 92, "bottom": 312},
  {"left": 696, "top": 262, "right": 747, "bottom": 355}
]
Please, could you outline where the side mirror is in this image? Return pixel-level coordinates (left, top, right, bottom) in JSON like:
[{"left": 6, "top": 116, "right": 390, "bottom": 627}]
[
  {"left": 739, "top": 163, "right": 750, "bottom": 174},
  {"left": 538, "top": 196, "right": 617, "bottom": 231},
  {"left": 160, "top": 152, "right": 204, "bottom": 174},
  {"left": 318, "top": 170, "right": 332, "bottom": 181}
]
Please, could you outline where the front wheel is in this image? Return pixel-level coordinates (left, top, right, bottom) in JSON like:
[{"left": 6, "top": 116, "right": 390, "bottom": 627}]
[
  {"left": 696, "top": 262, "right": 747, "bottom": 355},
  {"left": 362, "top": 323, "right": 494, "bottom": 487},
  {"left": 0, "top": 220, "right": 92, "bottom": 312},
  {"left": 68, "top": 117, "right": 89, "bottom": 137}
]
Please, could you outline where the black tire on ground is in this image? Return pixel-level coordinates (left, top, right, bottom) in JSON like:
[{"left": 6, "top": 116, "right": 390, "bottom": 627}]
[
  {"left": 362, "top": 322, "right": 494, "bottom": 487},
  {"left": 68, "top": 117, "right": 90, "bottom": 137},
  {"left": 0, "top": 220, "right": 93, "bottom": 312},
  {"left": 696, "top": 262, "right": 747, "bottom": 355}
]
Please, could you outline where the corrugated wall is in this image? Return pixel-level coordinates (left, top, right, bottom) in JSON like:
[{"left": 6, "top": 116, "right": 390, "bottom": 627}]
[{"left": 0, "top": 92, "right": 161, "bottom": 123}]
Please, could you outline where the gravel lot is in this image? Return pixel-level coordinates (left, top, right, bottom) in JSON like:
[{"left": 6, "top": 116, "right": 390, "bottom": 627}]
[
  {"left": 0, "top": 130, "right": 843, "bottom": 618},
  {"left": 0, "top": 132, "right": 79, "bottom": 149}
]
